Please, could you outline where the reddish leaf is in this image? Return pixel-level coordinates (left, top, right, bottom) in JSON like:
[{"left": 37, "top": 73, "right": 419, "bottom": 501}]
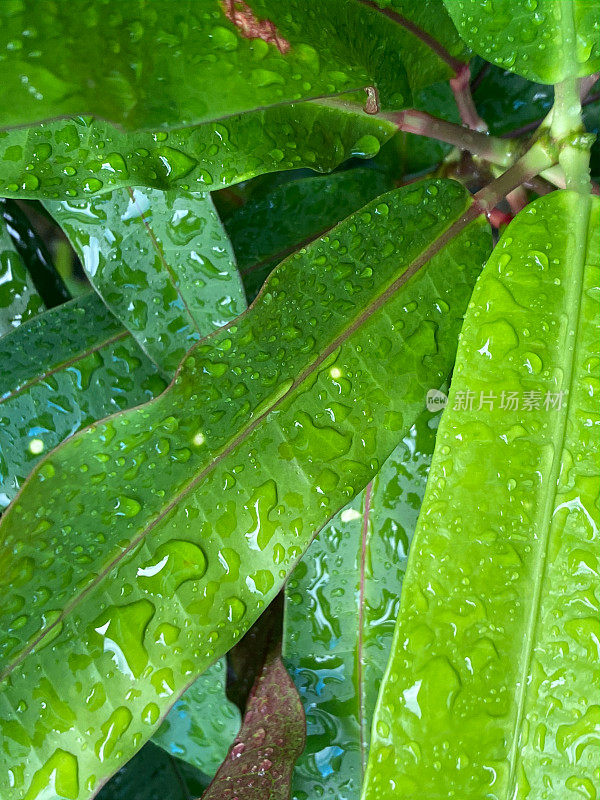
[{"left": 202, "top": 648, "right": 305, "bottom": 800}]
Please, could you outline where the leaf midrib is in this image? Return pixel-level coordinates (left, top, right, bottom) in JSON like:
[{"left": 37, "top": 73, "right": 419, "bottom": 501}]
[
  {"left": 355, "top": 0, "right": 464, "bottom": 75},
  {"left": 0, "top": 193, "right": 476, "bottom": 682},
  {"left": 123, "top": 186, "right": 203, "bottom": 339},
  {"left": 505, "top": 192, "right": 592, "bottom": 794},
  {"left": 0, "top": 327, "right": 129, "bottom": 404}
]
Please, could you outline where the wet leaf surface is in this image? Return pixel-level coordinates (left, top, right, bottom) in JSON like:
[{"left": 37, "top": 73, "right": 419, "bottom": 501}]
[
  {"left": 152, "top": 658, "right": 241, "bottom": 776},
  {"left": 45, "top": 190, "right": 245, "bottom": 374},
  {"left": 0, "top": 0, "right": 464, "bottom": 130},
  {"left": 283, "top": 408, "right": 440, "bottom": 800},
  {"left": 363, "top": 192, "right": 600, "bottom": 799},
  {"left": 0, "top": 104, "right": 396, "bottom": 201},
  {"left": 444, "top": 0, "right": 600, "bottom": 83},
  {"left": 0, "top": 179, "right": 491, "bottom": 797},
  {"left": 0, "top": 293, "right": 166, "bottom": 508}
]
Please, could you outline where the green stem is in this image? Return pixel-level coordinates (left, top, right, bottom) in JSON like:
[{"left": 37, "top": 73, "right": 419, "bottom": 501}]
[
  {"left": 386, "top": 109, "right": 516, "bottom": 166},
  {"left": 472, "top": 139, "right": 557, "bottom": 214},
  {"left": 551, "top": 77, "right": 591, "bottom": 193}
]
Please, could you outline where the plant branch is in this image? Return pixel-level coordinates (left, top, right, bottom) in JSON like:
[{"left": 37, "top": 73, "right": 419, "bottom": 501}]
[
  {"left": 386, "top": 108, "right": 515, "bottom": 165},
  {"left": 471, "top": 139, "right": 557, "bottom": 216},
  {"left": 580, "top": 72, "right": 599, "bottom": 101},
  {"left": 354, "top": 0, "right": 487, "bottom": 132},
  {"left": 450, "top": 63, "right": 488, "bottom": 132}
]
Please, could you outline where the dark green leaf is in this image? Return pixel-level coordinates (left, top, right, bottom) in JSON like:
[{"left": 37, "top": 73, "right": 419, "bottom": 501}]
[
  {"left": 283, "top": 409, "right": 439, "bottom": 800},
  {"left": 248, "top": 0, "right": 469, "bottom": 108},
  {"left": 0, "top": 179, "right": 491, "bottom": 798},
  {"left": 225, "top": 168, "right": 394, "bottom": 301},
  {"left": 471, "top": 60, "right": 554, "bottom": 137},
  {"left": 364, "top": 192, "right": 599, "bottom": 799},
  {"left": 97, "top": 742, "right": 210, "bottom": 800},
  {"left": 152, "top": 658, "right": 241, "bottom": 775},
  {"left": 202, "top": 648, "right": 305, "bottom": 800},
  {"left": 0, "top": 104, "right": 397, "bottom": 200},
  {"left": 0, "top": 0, "right": 463, "bottom": 131},
  {"left": 44, "top": 190, "right": 246, "bottom": 375},
  {"left": 444, "top": 0, "right": 600, "bottom": 83},
  {"left": 0, "top": 293, "right": 166, "bottom": 508}
]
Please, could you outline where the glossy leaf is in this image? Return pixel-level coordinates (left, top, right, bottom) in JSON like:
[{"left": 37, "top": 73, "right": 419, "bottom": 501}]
[
  {"left": 284, "top": 409, "right": 440, "bottom": 800},
  {"left": 0, "top": 293, "right": 166, "bottom": 508},
  {"left": 0, "top": 178, "right": 491, "bottom": 798},
  {"left": 96, "top": 742, "right": 210, "bottom": 800},
  {"left": 444, "top": 0, "right": 600, "bottom": 83},
  {"left": 152, "top": 658, "right": 241, "bottom": 776},
  {"left": 224, "top": 168, "right": 394, "bottom": 300},
  {"left": 363, "top": 192, "right": 600, "bottom": 799},
  {"left": 0, "top": 0, "right": 464, "bottom": 131},
  {"left": 0, "top": 199, "right": 70, "bottom": 308},
  {"left": 0, "top": 215, "right": 44, "bottom": 336},
  {"left": 0, "top": 104, "right": 396, "bottom": 201},
  {"left": 202, "top": 648, "right": 305, "bottom": 800},
  {"left": 44, "top": 190, "right": 246, "bottom": 374},
  {"left": 250, "top": 0, "right": 468, "bottom": 107}
]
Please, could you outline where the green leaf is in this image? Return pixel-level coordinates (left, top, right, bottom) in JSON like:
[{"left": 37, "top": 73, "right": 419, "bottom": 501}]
[
  {"left": 0, "top": 0, "right": 462, "bottom": 131},
  {"left": 44, "top": 190, "right": 246, "bottom": 375},
  {"left": 202, "top": 648, "right": 305, "bottom": 800},
  {"left": 0, "top": 104, "right": 397, "bottom": 201},
  {"left": 224, "top": 168, "right": 394, "bottom": 301},
  {"left": 96, "top": 742, "right": 210, "bottom": 800},
  {"left": 444, "top": 0, "right": 600, "bottom": 83},
  {"left": 363, "top": 192, "right": 599, "bottom": 799},
  {"left": 0, "top": 293, "right": 166, "bottom": 508},
  {"left": 0, "top": 199, "right": 71, "bottom": 308},
  {"left": 0, "top": 178, "right": 491, "bottom": 798},
  {"left": 0, "top": 215, "right": 44, "bottom": 336},
  {"left": 283, "top": 408, "right": 440, "bottom": 800},
  {"left": 367, "top": 0, "right": 469, "bottom": 80},
  {"left": 248, "top": 0, "right": 469, "bottom": 108},
  {"left": 152, "top": 658, "right": 241, "bottom": 776}
]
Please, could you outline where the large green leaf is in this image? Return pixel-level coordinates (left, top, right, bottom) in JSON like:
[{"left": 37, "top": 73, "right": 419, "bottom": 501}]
[
  {"left": 284, "top": 409, "right": 439, "bottom": 800},
  {"left": 0, "top": 0, "right": 464, "bottom": 131},
  {"left": 444, "top": 0, "right": 600, "bottom": 84},
  {"left": 0, "top": 178, "right": 491, "bottom": 798},
  {"left": 151, "top": 658, "right": 240, "bottom": 776},
  {"left": 202, "top": 648, "right": 305, "bottom": 800},
  {"left": 363, "top": 192, "right": 599, "bottom": 799},
  {"left": 224, "top": 167, "right": 394, "bottom": 301},
  {"left": 0, "top": 294, "right": 166, "bottom": 508},
  {"left": 0, "top": 104, "right": 396, "bottom": 201},
  {"left": 0, "top": 215, "right": 44, "bottom": 336},
  {"left": 44, "top": 190, "right": 245, "bottom": 375}
]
